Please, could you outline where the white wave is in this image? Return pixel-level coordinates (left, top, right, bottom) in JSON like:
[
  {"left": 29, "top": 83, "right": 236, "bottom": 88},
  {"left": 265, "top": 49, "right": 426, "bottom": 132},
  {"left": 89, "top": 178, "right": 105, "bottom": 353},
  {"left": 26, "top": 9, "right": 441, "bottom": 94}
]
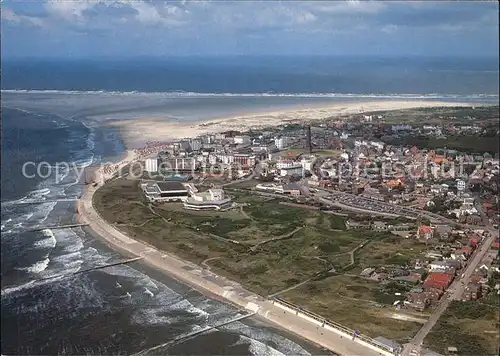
[
  {"left": 52, "top": 251, "right": 81, "bottom": 263},
  {"left": 17, "top": 258, "right": 50, "bottom": 274},
  {"left": 222, "top": 321, "right": 311, "bottom": 356},
  {"left": 33, "top": 229, "right": 57, "bottom": 249},
  {"left": 116, "top": 282, "right": 122, "bottom": 288},
  {"left": 248, "top": 337, "right": 287, "bottom": 356},
  {"left": 143, "top": 288, "right": 155, "bottom": 298},
  {"left": 73, "top": 156, "right": 94, "bottom": 168},
  {"left": 170, "top": 299, "right": 210, "bottom": 318},
  {"left": 27, "top": 188, "right": 51, "bottom": 198},
  {"left": 1, "top": 89, "right": 498, "bottom": 100},
  {"left": 61, "top": 239, "right": 85, "bottom": 254}
]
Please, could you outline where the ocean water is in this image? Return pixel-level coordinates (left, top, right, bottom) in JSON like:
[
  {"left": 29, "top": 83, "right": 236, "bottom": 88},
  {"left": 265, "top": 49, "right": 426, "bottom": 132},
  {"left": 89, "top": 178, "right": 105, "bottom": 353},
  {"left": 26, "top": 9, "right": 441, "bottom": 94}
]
[
  {"left": 2, "top": 56, "right": 499, "bottom": 95},
  {"left": 0, "top": 105, "right": 328, "bottom": 355},
  {"left": 1, "top": 57, "right": 498, "bottom": 355}
]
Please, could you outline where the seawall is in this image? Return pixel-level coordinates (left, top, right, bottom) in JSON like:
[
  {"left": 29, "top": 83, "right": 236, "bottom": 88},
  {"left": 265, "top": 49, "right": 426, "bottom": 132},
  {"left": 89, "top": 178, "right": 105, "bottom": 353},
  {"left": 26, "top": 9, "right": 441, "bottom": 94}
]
[{"left": 78, "top": 185, "right": 394, "bottom": 356}]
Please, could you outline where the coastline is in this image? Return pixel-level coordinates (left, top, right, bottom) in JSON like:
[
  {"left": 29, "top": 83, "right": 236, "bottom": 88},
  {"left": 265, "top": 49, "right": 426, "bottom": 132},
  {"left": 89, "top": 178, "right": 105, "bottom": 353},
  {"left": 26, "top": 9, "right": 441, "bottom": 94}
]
[
  {"left": 76, "top": 99, "right": 487, "bottom": 355},
  {"left": 76, "top": 153, "right": 390, "bottom": 356},
  {"left": 104, "top": 99, "right": 476, "bottom": 145}
]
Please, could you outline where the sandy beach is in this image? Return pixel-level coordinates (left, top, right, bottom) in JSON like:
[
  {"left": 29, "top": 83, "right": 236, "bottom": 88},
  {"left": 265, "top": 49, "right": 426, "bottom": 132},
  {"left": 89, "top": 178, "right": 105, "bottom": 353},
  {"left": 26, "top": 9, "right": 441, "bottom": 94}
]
[
  {"left": 77, "top": 181, "right": 389, "bottom": 356},
  {"left": 77, "top": 99, "right": 476, "bottom": 355},
  {"left": 105, "top": 100, "right": 473, "bottom": 148},
  {"left": 76, "top": 138, "right": 395, "bottom": 354}
]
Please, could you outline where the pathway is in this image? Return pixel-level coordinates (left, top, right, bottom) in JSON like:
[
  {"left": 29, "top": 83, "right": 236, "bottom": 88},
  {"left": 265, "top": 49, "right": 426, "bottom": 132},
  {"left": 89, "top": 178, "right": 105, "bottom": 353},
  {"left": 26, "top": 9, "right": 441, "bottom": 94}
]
[{"left": 247, "top": 226, "right": 305, "bottom": 250}]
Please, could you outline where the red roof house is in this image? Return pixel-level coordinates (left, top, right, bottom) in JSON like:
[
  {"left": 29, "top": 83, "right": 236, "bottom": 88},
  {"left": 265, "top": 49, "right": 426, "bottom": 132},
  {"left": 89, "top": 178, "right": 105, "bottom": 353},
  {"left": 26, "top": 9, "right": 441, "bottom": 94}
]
[
  {"left": 423, "top": 272, "right": 454, "bottom": 292},
  {"left": 417, "top": 225, "right": 434, "bottom": 240}
]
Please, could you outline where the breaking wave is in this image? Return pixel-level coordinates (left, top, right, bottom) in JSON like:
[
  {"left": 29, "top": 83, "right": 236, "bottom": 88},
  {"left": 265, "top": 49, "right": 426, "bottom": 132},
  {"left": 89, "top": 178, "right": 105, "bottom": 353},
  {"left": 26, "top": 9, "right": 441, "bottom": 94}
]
[{"left": 2, "top": 89, "right": 498, "bottom": 101}]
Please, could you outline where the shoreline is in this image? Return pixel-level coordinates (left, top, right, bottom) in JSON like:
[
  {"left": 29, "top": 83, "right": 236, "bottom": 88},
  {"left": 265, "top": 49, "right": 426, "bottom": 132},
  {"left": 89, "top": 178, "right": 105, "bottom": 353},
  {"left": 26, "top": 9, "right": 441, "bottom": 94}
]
[
  {"left": 76, "top": 100, "right": 483, "bottom": 354},
  {"left": 76, "top": 153, "right": 390, "bottom": 356},
  {"left": 104, "top": 99, "right": 478, "bottom": 146}
]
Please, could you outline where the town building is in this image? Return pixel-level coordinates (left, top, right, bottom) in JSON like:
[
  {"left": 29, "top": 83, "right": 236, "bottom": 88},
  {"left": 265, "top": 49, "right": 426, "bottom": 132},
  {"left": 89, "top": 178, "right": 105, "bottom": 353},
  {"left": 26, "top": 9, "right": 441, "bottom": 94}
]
[
  {"left": 234, "top": 135, "right": 251, "bottom": 145},
  {"left": 417, "top": 225, "right": 434, "bottom": 240},
  {"left": 141, "top": 181, "right": 190, "bottom": 202},
  {"left": 280, "top": 165, "right": 303, "bottom": 177},
  {"left": 274, "top": 137, "right": 288, "bottom": 150},
  {"left": 423, "top": 272, "right": 454, "bottom": 293},
  {"left": 233, "top": 154, "right": 256, "bottom": 167},
  {"left": 163, "top": 158, "right": 197, "bottom": 172},
  {"left": 282, "top": 183, "right": 301, "bottom": 196},
  {"left": 183, "top": 188, "right": 232, "bottom": 211},
  {"left": 145, "top": 158, "right": 158, "bottom": 172}
]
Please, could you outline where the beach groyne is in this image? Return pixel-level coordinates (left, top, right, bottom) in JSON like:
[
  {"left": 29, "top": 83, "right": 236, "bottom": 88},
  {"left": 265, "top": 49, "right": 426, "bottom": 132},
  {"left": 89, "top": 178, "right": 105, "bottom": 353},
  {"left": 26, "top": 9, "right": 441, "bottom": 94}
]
[{"left": 78, "top": 184, "right": 395, "bottom": 356}]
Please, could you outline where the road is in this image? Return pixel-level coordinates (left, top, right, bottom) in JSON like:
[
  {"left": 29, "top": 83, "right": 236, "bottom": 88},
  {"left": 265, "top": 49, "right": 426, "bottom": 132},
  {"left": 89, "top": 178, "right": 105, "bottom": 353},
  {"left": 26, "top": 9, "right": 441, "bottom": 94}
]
[
  {"left": 402, "top": 199, "right": 498, "bottom": 356},
  {"left": 221, "top": 160, "right": 264, "bottom": 187},
  {"left": 308, "top": 185, "right": 497, "bottom": 356},
  {"left": 312, "top": 187, "right": 474, "bottom": 227}
]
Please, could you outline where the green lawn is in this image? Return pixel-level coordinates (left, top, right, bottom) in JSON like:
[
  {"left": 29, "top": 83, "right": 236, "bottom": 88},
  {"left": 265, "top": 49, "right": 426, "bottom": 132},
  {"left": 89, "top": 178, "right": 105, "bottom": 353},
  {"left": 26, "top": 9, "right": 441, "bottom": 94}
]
[{"left": 424, "top": 300, "right": 500, "bottom": 355}]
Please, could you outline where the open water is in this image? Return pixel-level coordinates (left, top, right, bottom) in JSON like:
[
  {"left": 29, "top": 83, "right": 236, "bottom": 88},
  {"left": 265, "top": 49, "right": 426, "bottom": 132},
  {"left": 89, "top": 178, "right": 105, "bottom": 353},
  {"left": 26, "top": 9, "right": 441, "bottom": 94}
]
[{"left": 1, "top": 56, "right": 498, "bottom": 355}]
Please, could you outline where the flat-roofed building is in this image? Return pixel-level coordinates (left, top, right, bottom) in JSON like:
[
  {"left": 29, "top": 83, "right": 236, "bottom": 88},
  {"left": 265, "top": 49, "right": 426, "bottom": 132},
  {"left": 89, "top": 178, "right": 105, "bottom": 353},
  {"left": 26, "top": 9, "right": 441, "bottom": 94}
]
[
  {"left": 233, "top": 154, "right": 256, "bottom": 167},
  {"left": 280, "top": 165, "right": 303, "bottom": 177},
  {"left": 141, "top": 181, "right": 189, "bottom": 202},
  {"left": 282, "top": 183, "right": 301, "bottom": 196},
  {"left": 183, "top": 188, "right": 232, "bottom": 211},
  {"left": 162, "top": 158, "right": 197, "bottom": 173},
  {"left": 145, "top": 158, "right": 159, "bottom": 172},
  {"left": 234, "top": 135, "right": 251, "bottom": 145}
]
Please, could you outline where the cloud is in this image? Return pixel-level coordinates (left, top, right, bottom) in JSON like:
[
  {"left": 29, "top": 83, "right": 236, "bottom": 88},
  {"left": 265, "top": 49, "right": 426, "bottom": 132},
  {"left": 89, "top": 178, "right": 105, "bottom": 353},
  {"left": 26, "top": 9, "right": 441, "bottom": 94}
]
[
  {"left": 1, "top": 0, "right": 498, "bottom": 57},
  {"left": 1, "top": 6, "right": 44, "bottom": 26}
]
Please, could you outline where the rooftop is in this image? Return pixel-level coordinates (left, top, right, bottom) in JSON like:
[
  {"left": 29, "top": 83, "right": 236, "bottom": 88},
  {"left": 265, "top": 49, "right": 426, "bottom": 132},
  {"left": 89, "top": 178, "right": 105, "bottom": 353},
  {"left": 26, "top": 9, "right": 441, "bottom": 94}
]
[{"left": 157, "top": 181, "right": 187, "bottom": 192}]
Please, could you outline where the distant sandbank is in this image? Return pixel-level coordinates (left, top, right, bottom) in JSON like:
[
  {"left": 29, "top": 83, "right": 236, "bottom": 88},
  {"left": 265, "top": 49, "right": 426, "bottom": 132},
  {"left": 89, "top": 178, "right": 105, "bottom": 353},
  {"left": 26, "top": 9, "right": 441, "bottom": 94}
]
[{"left": 105, "top": 100, "right": 474, "bottom": 149}]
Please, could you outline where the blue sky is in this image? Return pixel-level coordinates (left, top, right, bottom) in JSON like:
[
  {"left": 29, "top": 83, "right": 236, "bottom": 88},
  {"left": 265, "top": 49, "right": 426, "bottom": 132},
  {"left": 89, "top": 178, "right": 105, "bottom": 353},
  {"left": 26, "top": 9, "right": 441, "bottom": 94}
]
[{"left": 1, "top": 0, "right": 498, "bottom": 58}]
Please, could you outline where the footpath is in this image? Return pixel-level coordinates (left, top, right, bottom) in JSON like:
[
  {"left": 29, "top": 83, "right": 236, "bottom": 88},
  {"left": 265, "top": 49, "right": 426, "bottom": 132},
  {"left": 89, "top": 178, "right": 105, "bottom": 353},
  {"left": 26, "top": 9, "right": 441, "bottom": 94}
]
[{"left": 78, "top": 184, "right": 393, "bottom": 356}]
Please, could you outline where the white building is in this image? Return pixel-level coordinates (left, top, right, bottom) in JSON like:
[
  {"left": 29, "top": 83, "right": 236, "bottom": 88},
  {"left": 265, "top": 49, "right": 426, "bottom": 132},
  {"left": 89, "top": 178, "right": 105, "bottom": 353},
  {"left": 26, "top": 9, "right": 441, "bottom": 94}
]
[
  {"left": 234, "top": 135, "right": 251, "bottom": 145},
  {"left": 145, "top": 158, "right": 159, "bottom": 172},
  {"left": 183, "top": 188, "right": 232, "bottom": 211},
  {"left": 280, "top": 165, "right": 303, "bottom": 177},
  {"left": 163, "top": 158, "right": 196, "bottom": 172},
  {"left": 276, "top": 160, "right": 296, "bottom": 169},
  {"left": 218, "top": 154, "right": 234, "bottom": 165},
  {"left": 274, "top": 137, "right": 288, "bottom": 150},
  {"left": 141, "top": 181, "right": 189, "bottom": 202},
  {"left": 190, "top": 139, "right": 202, "bottom": 151},
  {"left": 256, "top": 183, "right": 284, "bottom": 194},
  {"left": 457, "top": 179, "right": 466, "bottom": 192},
  {"left": 300, "top": 158, "right": 314, "bottom": 171}
]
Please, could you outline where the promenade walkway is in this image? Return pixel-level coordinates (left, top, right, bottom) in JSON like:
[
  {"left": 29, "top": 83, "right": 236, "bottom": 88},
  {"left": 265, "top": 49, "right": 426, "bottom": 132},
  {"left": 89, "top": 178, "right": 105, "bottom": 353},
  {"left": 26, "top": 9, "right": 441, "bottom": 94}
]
[{"left": 78, "top": 184, "right": 392, "bottom": 356}]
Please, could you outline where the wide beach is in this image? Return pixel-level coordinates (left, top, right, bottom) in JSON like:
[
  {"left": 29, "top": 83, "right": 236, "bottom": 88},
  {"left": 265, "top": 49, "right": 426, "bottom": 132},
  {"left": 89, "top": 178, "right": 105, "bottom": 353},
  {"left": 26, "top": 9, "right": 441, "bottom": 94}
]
[
  {"left": 77, "top": 99, "right": 477, "bottom": 355},
  {"left": 104, "top": 99, "right": 474, "bottom": 146}
]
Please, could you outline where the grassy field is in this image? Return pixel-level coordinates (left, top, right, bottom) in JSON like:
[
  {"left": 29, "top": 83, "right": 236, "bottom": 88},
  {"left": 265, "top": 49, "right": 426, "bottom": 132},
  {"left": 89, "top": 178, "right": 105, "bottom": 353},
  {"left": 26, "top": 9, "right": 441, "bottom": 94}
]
[
  {"left": 93, "top": 178, "right": 426, "bottom": 339},
  {"left": 93, "top": 179, "right": 363, "bottom": 287},
  {"left": 424, "top": 300, "right": 500, "bottom": 355},
  {"left": 371, "top": 105, "right": 499, "bottom": 125},
  {"left": 282, "top": 275, "right": 422, "bottom": 343},
  {"left": 350, "top": 234, "right": 429, "bottom": 274}
]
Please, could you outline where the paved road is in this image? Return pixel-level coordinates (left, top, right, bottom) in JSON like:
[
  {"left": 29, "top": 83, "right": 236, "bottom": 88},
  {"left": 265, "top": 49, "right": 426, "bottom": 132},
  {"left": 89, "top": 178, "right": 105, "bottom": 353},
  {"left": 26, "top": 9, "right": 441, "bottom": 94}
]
[
  {"left": 402, "top": 227, "right": 497, "bottom": 355},
  {"left": 79, "top": 185, "right": 389, "bottom": 356}
]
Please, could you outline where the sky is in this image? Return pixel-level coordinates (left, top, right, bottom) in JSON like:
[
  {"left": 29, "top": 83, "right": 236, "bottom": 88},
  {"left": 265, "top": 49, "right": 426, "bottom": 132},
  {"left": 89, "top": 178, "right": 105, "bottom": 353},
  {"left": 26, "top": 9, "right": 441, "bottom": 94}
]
[{"left": 1, "top": 0, "right": 499, "bottom": 58}]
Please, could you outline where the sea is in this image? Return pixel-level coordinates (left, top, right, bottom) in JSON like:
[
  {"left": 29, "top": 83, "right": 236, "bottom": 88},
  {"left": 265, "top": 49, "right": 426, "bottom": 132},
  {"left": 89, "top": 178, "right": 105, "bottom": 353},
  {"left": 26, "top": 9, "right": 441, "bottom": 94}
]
[{"left": 1, "top": 56, "right": 498, "bottom": 355}]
